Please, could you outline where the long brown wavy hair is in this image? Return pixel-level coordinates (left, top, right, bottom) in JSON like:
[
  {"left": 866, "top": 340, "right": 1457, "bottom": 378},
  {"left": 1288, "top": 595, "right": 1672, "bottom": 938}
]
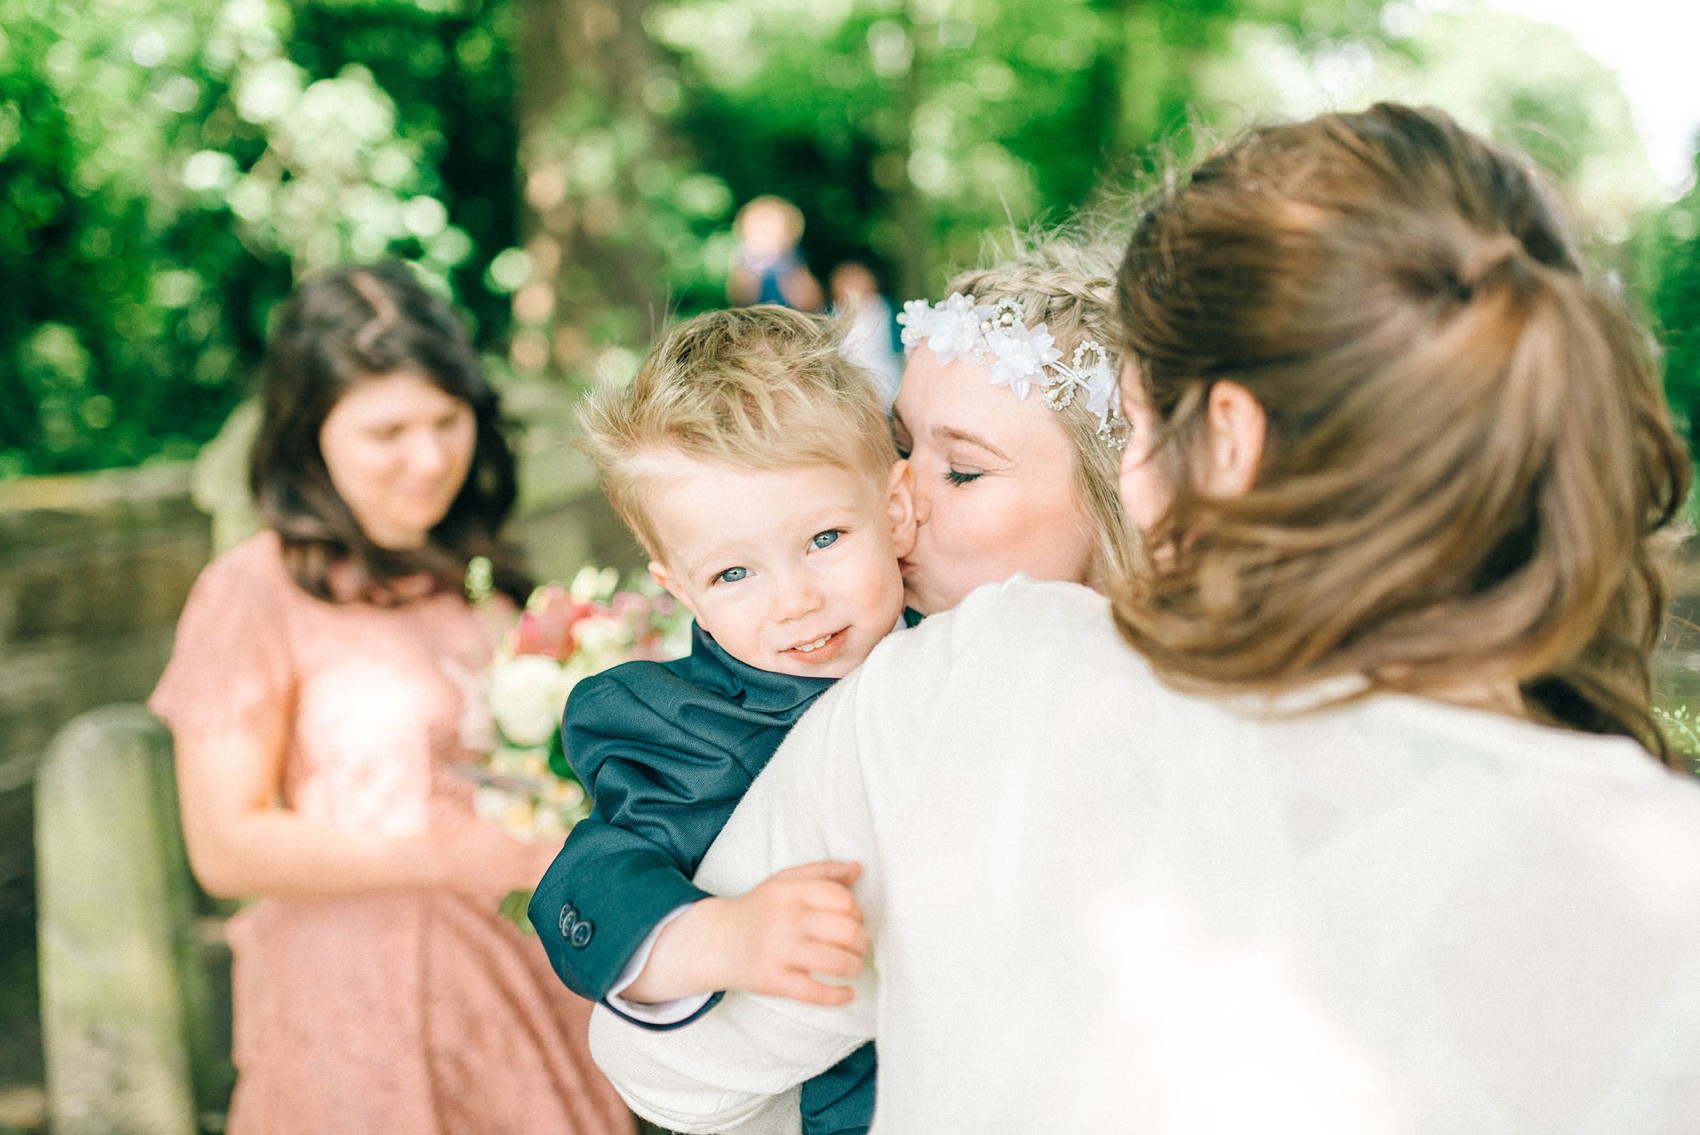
[
  {"left": 250, "top": 261, "right": 531, "bottom": 605},
  {"left": 1112, "top": 103, "right": 1690, "bottom": 762}
]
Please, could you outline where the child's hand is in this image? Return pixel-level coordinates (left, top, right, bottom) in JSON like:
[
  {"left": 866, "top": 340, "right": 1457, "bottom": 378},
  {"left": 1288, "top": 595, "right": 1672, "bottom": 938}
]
[{"left": 622, "top": 860, "right": 867, "bottom": 1007}]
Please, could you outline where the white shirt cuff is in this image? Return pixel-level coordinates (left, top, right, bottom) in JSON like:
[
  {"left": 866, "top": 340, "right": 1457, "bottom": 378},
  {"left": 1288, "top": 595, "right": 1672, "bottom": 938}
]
[{"left": 605, "top": 903, "right": 715, "bottom": 1025}]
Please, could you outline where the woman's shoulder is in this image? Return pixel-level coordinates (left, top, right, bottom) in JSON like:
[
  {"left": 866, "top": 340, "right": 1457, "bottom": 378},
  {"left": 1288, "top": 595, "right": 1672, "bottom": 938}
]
[
  {"left": 197, "top": 529, "right": 288, "bottom": 588},
  {"left": 179, "top": 530, "right": 310, "bottom": 622},
  {"left": 153, "top": 532, "right": 298, "bottom": 723},
  {"left": 910, "top": 574, "right": 1121, "bottom": 657},
  {"left": 1380, "top": 694, "right": 1700, "bottom": 812},
  {"left": 858, "top": 575, "right": 1136, "bottom": 701},
  {"left": 967, "top": 573, "right": 1113, "bottom": 624}
]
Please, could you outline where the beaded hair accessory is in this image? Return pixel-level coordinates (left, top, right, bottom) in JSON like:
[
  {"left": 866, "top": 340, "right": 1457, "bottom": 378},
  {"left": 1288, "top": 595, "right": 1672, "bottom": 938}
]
[{"left": 897, "top": 292, "right": 1126, "bottom": 448}]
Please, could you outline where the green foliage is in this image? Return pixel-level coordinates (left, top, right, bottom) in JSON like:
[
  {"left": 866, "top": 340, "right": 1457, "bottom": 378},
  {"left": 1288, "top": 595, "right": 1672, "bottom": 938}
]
[
  {"left": 1651, "top": 160, "right": 1700, "bottom": 449},
  {"left": 1196, "top": 6, "right": 1662, "bottom": 247},
  {"left": 20, "top": 0, "right": 1682, "bottom": 478},
  {"left": 0, "top": 0, "right": 271, "bottom": 475},
  {"left": 1651, "top": 702, "right": 1700, "bottom": 778},
  {"left": 285, "top": 0, "right": 521, "bottom": 337},
  {"left": 4, "top": 0, "right": 1394, "bottom": 474},
  {"left": 0, "top": 0, "right": 521, "bottom": 475},
  {"left": 505, "top": 65, "right": 739, "bottom": 382},
  {"left": 648, "top": 0, "right": 1260, "bottom": 301}
]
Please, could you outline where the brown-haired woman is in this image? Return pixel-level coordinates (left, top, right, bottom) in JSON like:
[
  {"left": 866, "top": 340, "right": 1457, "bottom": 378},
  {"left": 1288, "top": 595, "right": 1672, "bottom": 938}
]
[
  {"left": 151, "top": 262, "right": 633, "bottom": 1135},
  {"left": 587, "top": 105, "right": 1700, "bottom": 1133}
]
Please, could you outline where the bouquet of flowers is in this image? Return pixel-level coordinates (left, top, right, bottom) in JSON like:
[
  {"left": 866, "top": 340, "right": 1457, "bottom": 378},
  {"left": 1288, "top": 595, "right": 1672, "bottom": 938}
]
[{"left": 462, "top": 559, "right": 691, "bottom": 848}]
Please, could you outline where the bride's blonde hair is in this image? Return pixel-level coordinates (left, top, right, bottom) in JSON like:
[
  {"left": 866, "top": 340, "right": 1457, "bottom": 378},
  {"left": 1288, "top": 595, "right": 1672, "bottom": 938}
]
[
  {"left": 942, "top": 233, "right": 1142, "bottom": 596},
  {"left": 1113, "top": 103, "right": 1689, "bottom": 760}
]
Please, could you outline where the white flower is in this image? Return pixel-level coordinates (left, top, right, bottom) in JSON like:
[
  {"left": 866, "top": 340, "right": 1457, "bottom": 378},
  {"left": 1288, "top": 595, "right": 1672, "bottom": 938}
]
[
  {"left": 897, "top": 298, "right": 934, "bottom": 350},
  {"left": 486, "top": 654, "right": 577, "bottom": 747},
  {"left": 473, "top": 785, "right": 522, "bottom": 826},
  {"left": 1085, "top": 358, "right": 1119, "bottom": 425},
  {"left": 572, "top": 612, "right": 636, "bottom": 673},
  {"left": 917, "top": 292, "right": 989, "bottom": 364},
  {"left": 984, "top": 321, "right": 1062, "bottom": 400},
  {"left": 897, "top": 296, "right": 1124, "bottom": 437},
  {"left": 541, "top": 777, "right": 586, "bottom": 812}
]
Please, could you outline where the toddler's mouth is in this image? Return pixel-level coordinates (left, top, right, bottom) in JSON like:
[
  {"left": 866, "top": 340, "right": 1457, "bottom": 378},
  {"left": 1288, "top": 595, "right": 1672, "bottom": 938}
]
[{"left": 784, "top": 628, "right": 849, "bottom": 664}]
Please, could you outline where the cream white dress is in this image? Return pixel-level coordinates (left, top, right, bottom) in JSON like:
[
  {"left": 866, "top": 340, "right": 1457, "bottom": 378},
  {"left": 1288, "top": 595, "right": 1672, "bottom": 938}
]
[{"left": 591, "top": 576, "right": 1700, "bottom": 1135}]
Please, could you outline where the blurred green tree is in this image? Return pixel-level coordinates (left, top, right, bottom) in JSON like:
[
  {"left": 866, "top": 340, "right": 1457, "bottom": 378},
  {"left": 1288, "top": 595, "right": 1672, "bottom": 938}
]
[
  {"left": 1650, "top": 156, "right": 1700, "bottom": 449},
  {"left": 0, "top": 0, "right": 522, "bottom": 476},
  {"left": 1196, "top": 7, "right": 1663, "bottom": 251},
  {"left": 4, "top": 0, "right": 1477, "bottom": 476},
  {"left": 645, "top": 0, "right": 1381, "bottom": 304},
  {"left": 0, "top": 0, "right": 269, "bottom": 475},
  {"left": 502, "top": 0, "right": 735, "bottom": 390}
]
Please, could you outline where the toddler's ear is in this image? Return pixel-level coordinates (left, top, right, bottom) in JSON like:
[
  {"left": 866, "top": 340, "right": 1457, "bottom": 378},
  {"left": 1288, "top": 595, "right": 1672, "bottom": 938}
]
[
  {"left": 886, "top": 460, "right": 917, "bottom": 558},
  {"left": 647, "top": 561, "right": 699, "bottom": 620}
]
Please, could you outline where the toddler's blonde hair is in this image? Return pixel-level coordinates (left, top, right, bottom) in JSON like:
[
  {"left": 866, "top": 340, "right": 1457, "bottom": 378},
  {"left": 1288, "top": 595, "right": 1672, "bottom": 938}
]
[{"left": 580, "top": 305, "right": 897, "bottom": 557}]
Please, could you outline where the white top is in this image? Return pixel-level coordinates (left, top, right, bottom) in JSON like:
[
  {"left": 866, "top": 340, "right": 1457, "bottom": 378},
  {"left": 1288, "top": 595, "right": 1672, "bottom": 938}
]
[{"left": 590, "top": 577, "right": 1700, "bottom": 1135}]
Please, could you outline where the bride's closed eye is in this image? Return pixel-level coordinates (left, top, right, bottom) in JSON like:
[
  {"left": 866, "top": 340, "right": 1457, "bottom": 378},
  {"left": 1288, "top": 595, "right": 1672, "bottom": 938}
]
[
  {"left": 945, "top": 469, "right": 984, "bottom": 486},
  {"left": 890, "top": 423, "right": 912, "bottom": 460}
]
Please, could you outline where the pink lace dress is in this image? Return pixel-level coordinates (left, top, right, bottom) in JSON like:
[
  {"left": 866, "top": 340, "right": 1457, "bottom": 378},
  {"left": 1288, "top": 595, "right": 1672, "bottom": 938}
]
[{"left": 150, "top": 532, "right": 634, "bottom": 1135}]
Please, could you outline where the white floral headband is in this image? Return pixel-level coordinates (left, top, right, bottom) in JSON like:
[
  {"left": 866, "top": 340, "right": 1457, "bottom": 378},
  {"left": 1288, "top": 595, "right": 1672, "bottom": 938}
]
[{"left": 896, "top": 292, "right": 1126, "bottom": 448}]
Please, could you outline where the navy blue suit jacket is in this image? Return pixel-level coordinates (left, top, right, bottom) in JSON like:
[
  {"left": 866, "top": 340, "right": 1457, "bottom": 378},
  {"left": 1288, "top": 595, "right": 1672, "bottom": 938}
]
[
  {"left": 531, "top": 621, "right": 832, "bottom": 1002},
  {"left": 528, "top": 622, "right": 878, "bottom": 1133}
]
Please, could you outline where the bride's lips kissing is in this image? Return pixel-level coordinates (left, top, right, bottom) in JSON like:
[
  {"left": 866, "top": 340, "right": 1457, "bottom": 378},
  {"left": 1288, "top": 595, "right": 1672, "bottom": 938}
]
[{"left": 783, "top": 627, "right": 850, "bottom": 666}]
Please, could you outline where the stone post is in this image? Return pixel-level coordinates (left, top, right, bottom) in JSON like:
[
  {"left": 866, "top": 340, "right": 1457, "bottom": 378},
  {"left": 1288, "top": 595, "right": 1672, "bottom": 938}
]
[{"left": 35, "top": 705, "right": 214, "bottom": 1135}]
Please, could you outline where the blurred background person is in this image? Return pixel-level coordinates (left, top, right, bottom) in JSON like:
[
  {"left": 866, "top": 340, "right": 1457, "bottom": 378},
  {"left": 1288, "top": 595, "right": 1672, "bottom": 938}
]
[
  {"left": 829, "top": 259, "right": 902, "bottom": 404},
  {"left": 149, "top": 262, "right": 635, "bottom": 1135},
  {"left": 728, "top": 195, "right": 825, "bottom": 311}
]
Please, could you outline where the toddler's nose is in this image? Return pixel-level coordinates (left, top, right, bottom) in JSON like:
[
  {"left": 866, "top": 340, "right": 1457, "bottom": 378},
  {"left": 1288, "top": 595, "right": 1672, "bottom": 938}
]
[{"left": 773, "top": 572, "right": 825, "bottom": 621}]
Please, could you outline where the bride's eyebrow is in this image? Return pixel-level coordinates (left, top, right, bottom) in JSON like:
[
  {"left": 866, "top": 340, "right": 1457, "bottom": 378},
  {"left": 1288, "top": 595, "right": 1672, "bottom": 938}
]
[{"left": 935, "top": 426, "right": 1009, "bottom": 462}]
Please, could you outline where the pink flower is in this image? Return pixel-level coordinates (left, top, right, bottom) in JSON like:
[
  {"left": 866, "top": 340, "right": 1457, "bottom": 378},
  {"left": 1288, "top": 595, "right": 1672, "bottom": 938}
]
[{"left": 511, "top": 585, "right": 597, "bottom": 661}]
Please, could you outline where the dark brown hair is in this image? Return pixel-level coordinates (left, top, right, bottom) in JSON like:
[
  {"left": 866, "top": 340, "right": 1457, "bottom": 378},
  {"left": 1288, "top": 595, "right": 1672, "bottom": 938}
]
[
  {"left": 1113, "top": 103, "right": 1689, "bottom": 760},
  {"left": 250, "top": 261, "right": 530, "bottom": 604}
]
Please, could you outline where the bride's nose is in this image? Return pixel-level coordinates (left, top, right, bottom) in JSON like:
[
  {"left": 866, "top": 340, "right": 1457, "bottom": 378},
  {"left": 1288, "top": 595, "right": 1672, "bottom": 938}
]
[{"left": 909, "top": 470, "right": 932, "bottom": 526}]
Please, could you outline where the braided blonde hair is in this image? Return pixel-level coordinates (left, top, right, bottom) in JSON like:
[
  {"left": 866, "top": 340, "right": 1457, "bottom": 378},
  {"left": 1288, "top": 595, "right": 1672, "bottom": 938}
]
[{"left": 942, "top": 234, "right": 1142, "bottom": 596}]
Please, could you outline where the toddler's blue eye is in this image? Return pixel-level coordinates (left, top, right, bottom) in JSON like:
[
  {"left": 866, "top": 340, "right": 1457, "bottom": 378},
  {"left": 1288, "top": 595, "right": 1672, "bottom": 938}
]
[
  {"left": 811, "top": 530, "right": 840, "bottom": 549},
  {"left": 716, "top": 567, "right": 748, "bottom": 584}
]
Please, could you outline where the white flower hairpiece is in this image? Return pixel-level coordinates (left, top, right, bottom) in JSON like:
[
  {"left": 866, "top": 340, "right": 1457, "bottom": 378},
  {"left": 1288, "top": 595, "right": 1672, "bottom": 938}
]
[{"left": 897, "top": 292, "right": 1126, "bottom": 448}]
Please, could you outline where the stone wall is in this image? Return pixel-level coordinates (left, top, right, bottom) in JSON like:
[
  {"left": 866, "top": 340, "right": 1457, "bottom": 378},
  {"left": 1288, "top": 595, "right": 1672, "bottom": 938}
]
[{"left": 0, "top": 466, "right": 211, "bottom": 903}]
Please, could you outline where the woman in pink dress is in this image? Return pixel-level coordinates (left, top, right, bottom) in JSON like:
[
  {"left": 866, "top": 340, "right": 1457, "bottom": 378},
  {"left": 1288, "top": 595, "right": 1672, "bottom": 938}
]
[{"left": 150, "top": 262, "right": 634, "bottom": 1135}]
